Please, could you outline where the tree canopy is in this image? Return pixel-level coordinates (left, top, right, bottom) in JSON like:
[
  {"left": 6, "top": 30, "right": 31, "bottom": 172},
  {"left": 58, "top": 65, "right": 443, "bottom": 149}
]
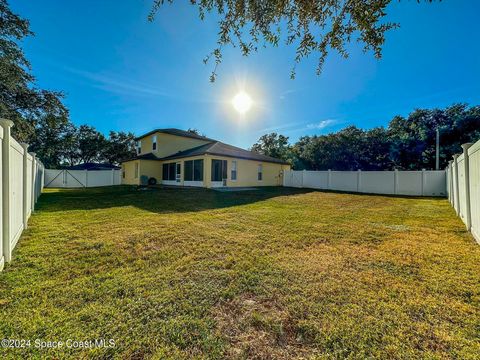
[
  {"left": 0, "top": 0, "right": 137, "bottom": 168},
  {"left": 251, "top": 104, "right": 480, "bottom": 171},
  {"left": 149, "top": 0, "right": 435, "bottom": 81}
]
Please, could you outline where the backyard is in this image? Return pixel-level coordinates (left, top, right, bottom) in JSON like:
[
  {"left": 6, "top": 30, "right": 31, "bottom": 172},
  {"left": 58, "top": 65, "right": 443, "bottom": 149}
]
[{"left": 0, "top": 186, "right": 479, "bottom": 359}]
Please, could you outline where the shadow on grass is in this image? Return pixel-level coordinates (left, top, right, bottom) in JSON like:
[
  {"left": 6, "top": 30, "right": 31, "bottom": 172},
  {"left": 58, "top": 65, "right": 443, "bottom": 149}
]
[{"left": 36, "top": 186, "right": 317, "bottom": 214}]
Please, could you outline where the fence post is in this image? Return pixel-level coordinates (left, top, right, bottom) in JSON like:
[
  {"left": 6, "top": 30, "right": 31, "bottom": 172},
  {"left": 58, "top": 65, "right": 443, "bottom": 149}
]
[
  {"left": 461, "top": 143, "right": 473, "bottom": 231},
  {"left": 0, "top": 119, "right": 14, "bottom": 263},
  {"left": 30, "top": 153, "right": 36, "bottom": 211},
  {"left": 448, "top": 160, "right": 453, "bottom": 205},
  {"left": 84, "top": 169, "right": 88, "bottom": 188},
  {"left": 421, "top": 169, "right": 426, "bottom": 196},
  {"left": 394, "top": 169, "right": 399, "bottom": 195},
  {"left": 20, "top": 143, "right": 29, "bottom": 230},
  {"left": 452, "top": 154, "right": 460, "bottom": 215},
  {"left": 111, "top": 168, "right": 115, "bottom": 185},
  {"left": 357, "top": 169, "right": 362, "bottom": 192},
  {"left": 327, "top": 169, "right": 331, "bottom": 190}
]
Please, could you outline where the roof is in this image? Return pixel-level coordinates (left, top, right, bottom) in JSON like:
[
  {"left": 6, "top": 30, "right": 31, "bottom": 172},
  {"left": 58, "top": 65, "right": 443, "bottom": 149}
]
[
  {"left": 122, "top": 153, "right": 162, "bottom": 162},
  {"left": 135, "top": 128, "right": 216, "bottom": 142},
  {"left": 159, "top": 141, "right": 290, "bottom": 165},
  {"left": 64, "top": 162, "right": 121, "bottom": 170}
]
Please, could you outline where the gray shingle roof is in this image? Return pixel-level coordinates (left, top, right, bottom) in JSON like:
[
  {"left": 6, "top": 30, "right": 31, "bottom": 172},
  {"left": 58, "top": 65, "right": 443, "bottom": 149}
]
[
  {"left": 135, "top": 128, "right": 215, "bottom": 142},
  {"left": 160, "top": 141, "right": 290, "bottom": 165}
]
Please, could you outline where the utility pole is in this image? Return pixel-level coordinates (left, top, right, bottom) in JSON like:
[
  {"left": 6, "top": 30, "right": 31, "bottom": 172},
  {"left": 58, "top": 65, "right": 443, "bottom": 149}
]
[{"left": 435, "top": 127, "right": 440, "bottom": 170}]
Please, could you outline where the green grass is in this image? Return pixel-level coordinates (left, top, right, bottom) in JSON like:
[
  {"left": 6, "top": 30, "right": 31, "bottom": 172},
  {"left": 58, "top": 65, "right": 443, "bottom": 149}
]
[{"left": 0, "top": 186, "right": 479, "bottom": 359}]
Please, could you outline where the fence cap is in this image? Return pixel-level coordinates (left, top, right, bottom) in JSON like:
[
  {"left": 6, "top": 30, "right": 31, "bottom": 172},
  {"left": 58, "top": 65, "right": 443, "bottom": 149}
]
[
  {"left": 20, "top": 142, "right": 29, "bottom": 149},
  {"left": 461, "top": 142, "right": 474, "bottom": 151},
  {"left": 452, "top": 154, "right": 460, "bottom": 159},
  {"left": 0, "top": 119, "right": 14, "bottom": 128}
]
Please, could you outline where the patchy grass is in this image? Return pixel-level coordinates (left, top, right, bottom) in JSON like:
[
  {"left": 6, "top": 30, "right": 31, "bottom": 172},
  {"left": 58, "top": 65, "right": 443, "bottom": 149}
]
[{"left": 0, "top": 186, "right": 479, "bottom": 359}]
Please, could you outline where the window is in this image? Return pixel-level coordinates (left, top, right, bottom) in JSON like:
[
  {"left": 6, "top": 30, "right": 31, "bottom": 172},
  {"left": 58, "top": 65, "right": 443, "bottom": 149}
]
[
  {"left": 168, "top": 163, "right": 176, "bottom": 181},
  {"left": 184, "top": 160, "right": 204, "bottom": 181},
  {"left": 134, "top": 163, "right": 139, "bottom": 178},
  {"left": 194, "top": 160, "right": 203, "bottom": 181},
  {"left": 136, "top": 140, "right": 142, "bottom": 154},
  {"left": 211, "top": 159, "right": 227, "bottom": 182},
  {"left": 122, "top": 170, "right": 125, "bottom": 179},
  {"left": 231, "top": 160, "right": 237, "bottom": 181},
  {"left": 152, "top": 135, "right": 157, "bottom": 151},
  {"left": 185, "top": 160, "right": 193, "bottom": 181},
  {"left": 162, "top": 162, "right": 178, "bottom": 181},
  {"left": 162, "top": 163, "right": 168, "bottom": 181},
  {"left": 257, "top": 164, "right": 263, "bottom": 181},
  {"left": 176, "top": 163, "right": 181, "bottom": 182}
]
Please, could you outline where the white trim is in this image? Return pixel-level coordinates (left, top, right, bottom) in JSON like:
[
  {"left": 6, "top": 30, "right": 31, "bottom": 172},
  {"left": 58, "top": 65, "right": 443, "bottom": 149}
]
[
  {"left": 162, "top": 180, "right": 180, "bottom": 186},
  {"left": 184, "top": 181, "right": 204, "bottom": 187},
  {"left": 211, "top": 181, "right": 224, "bottom": 188}
]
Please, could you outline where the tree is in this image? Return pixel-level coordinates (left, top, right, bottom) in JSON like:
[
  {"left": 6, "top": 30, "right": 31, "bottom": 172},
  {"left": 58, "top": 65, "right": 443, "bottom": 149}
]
[
  {"left": 103, "top": 131, "right": 136, "bottom": 165},
  {"left": 251, "top": 133, "right": 292, "bottom": 162},
  {"left": 147, "top": 0, "right": 430, "bottom": 81},
  {"left": 76, "top": 125, "right": 107, "bottom": 164},
  {"left": 28, "top": 114, "right": 72, "bottom": 168},
  {"left": 0, "top": 0, "right": 68, "bottom": 141}
]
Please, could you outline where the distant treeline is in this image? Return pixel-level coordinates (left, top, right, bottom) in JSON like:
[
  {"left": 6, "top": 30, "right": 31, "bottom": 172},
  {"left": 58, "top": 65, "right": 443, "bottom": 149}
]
[{"left": 251, "top": 104, "right": 480, "bottom": 170}]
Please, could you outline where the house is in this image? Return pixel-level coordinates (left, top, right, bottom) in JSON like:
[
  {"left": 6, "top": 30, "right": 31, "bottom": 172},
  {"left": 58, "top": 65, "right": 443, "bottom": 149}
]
[{"left": 121, "top": 129, "right": 291, "bottom": 187}]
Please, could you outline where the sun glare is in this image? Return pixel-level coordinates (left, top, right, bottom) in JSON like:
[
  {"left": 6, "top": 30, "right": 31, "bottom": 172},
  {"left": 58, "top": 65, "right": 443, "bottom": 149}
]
[{"left": 232, "top": 91, "right": 253, "bottom": 114}]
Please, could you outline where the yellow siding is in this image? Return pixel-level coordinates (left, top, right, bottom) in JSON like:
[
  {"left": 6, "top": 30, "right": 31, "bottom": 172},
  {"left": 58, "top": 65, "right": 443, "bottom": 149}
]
[
  {"left": 138, "top": 132, "right": 210, "bottom": 158},
  {"left": 123, "top": 154, "right": 291, "bottom": 188},
  {"left": 122, "top": 160, "right": 140, "bottom": 185},
  {"left": 203, "top": 155, "right": 290, "bottom": 187}
]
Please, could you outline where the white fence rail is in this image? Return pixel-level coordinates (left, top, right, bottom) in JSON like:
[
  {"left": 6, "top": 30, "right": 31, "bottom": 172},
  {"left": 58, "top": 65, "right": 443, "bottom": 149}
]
[
  {"left": 447, "top": 140, "right": 480, "bottom": 244},
  {"left": 0, "top": 119, "right": 44, "bottom": 271},
  {"left": 284, "top": 169, "right": 446, "bottom": 197},
  {"left": 45, "top": 169, "right": 122, "bottom": 188}
]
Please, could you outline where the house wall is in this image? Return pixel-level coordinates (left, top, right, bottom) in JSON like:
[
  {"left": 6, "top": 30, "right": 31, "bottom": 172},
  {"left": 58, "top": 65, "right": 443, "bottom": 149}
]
[
  {"left": 137, "top": 132, "right": 211, "bottom": 158},
  {"left": 202, "top": 155, "right": 289, "bottom": 187},
  {"left": 122, "top": 160, "right": 140, "bottom": 185}
]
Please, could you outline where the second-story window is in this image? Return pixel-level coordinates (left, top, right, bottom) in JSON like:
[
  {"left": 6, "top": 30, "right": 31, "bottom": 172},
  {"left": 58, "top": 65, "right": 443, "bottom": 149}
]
[
  {"left": 136, "top": 140, "right": 142, "bottom": 154},
  {"left": 152, "top": 135, "right": 157, "bottom": 151}
]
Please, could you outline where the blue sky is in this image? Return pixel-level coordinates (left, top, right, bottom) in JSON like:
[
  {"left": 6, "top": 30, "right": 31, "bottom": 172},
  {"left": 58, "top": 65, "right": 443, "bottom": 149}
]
[{"left": 11, "top": 0, "right": 480, "bottom": 148}]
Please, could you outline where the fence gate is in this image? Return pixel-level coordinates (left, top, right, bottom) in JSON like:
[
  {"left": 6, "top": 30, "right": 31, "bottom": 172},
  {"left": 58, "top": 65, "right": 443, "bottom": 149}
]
[{"left": 45, "top": 170, "right": 86, "bottom": 188}]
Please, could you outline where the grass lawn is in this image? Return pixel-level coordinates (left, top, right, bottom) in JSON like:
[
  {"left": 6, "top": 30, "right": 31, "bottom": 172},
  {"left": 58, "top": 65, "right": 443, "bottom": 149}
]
[{"left": 0, "top": 186, "right": 479, "bottom": 359}]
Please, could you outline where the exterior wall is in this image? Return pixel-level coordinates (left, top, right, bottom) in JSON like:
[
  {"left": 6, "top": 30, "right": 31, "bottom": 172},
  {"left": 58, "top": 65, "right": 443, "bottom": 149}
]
[
  {"left": 203, "top": 155, "right": 290, "bottom": 188},
  {"left": 137, "top": 132, "right": 210, "bottom": 158},
  {"left": 122, "top": 160, "right": 140, "bottom": 185},
  {"left": 122, "top": 155, "right": 290, "bottom": 188}
]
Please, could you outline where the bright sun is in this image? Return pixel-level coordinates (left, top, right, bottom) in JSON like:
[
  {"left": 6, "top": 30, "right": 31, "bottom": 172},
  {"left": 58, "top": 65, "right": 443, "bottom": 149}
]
[{"left": 232, "top": 91, "right": 253, "bottom": 114}]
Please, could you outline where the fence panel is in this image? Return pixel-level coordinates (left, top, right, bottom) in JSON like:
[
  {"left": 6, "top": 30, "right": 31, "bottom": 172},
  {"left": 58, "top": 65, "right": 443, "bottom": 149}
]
[
  {"left": 303, "top": 171, "right": 328, "bottom": 189},
  {"left": 45, "top": 169, "right": 122, "bottom": 188},
  {"left": 9, "top": 139, "right": 24, "bottom": 249},
  {"left": 283, "top": 169, "right": 446, "bottom": 197},
  {"left": 468, "top": 142, "right": 480, "bottom": 242},
  {"left": 360, "top": 171, "right": 395, "bottom": 194},
  {"left": 330, "top": 171, "right": 358, "bottom": 192},
  {"left": 457, "top": 155, "right": 467, "bottom": 223},
  {"left": 0, "top": 119, "right": 44, "bottom": 270}
]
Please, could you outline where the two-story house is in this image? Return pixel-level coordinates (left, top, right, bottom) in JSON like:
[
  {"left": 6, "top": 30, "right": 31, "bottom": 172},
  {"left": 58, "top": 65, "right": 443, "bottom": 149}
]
[{"left": 121, "top": 129, "right": 291, "bottom": 187}]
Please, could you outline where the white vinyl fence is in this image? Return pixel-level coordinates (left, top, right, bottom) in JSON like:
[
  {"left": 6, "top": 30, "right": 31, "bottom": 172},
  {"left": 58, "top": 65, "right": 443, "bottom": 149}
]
[
  {"left": 284, "top": 169, "right": 446, "bottom": 197},
  {"left": 44, "top": 169, "right": 121, "bottom": 188},
  {"left": 0, "top": 119, "right": 44, "bottom": 271},
  {"left": 447, "top": 140, "right": 480, "bottom": 244}
]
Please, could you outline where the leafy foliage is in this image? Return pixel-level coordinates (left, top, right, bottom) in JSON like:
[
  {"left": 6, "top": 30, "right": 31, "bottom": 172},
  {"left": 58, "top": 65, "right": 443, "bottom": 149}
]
[
  {"left": 0, "top": 0, "right": 68, "bottom": 141},
  {"left": 254, "top": 104, "right": 480, "bottom": 170},
  {"left": 147, "top": 0, "right": 429, "bottom": 80}
]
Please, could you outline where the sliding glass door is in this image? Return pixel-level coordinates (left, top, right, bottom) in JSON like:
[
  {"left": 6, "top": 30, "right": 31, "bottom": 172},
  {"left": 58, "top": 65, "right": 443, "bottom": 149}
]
[{"left": 211, "top": 159, "right": 227, "bottom": 185}]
